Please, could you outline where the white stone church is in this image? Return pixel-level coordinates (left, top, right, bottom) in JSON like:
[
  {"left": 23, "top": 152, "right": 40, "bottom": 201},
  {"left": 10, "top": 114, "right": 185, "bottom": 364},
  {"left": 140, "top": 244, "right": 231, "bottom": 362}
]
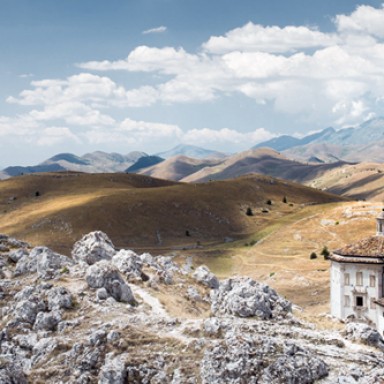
[{"left": 330, "top": 210, "right": 384, "bottom": 335}]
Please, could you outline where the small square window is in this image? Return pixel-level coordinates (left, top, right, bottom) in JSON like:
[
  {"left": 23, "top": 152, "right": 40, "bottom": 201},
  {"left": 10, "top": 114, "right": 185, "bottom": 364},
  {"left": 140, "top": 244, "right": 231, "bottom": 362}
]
[{"left": 344, "top": 273, "right": 350, "bottom": 285}]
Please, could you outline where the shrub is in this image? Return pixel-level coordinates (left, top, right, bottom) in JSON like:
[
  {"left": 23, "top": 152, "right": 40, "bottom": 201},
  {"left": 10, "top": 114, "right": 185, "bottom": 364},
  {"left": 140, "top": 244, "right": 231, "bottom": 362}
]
[
  {"left": 246, "top": 207, "right": 254, "bottom": 216},
  {"left": 266, "top": 199, "right": 272, "bottom": 205},
  {"left": 35, "top": 191, "right": 40, "bottom": 197},
  {"left": 185, "top": 230, "right": 191, "bottom": 237},
  {"left": 321, "top": 246, "right": 330, "bottom": 260},
  {"left": 310, "top": 252, "right": 318, "bottom": 260},
  {"left": 282, "top": 196, "right": 288, "bottom": 203}
]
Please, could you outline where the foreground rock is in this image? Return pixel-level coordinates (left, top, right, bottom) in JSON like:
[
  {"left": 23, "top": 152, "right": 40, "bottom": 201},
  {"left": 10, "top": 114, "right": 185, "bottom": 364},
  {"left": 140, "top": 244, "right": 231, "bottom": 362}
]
[
  {"left": 86, "top": 260, "right": 137, "bottom": 304},
  {"left": 211, "top": 277, "right": 292, "bottom": 319},
  {"left": 72, "top": 231, "right": 116, "bottom": 265},
  {"left": 0, "top": 232, "right": 383, "bottom": 383}
]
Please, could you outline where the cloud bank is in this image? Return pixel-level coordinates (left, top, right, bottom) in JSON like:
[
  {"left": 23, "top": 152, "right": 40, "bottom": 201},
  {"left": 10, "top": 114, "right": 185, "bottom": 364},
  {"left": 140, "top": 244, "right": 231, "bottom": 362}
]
[{"left": 3, "top": 4, "right": 384, "bottom": 153}]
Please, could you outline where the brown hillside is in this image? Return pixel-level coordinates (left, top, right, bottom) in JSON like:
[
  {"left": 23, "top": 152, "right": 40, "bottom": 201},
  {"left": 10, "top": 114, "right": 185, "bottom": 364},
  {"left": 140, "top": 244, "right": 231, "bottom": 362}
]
[
  {"left": 140, "top": 155, "right": 222, "bottom": 181},
  {"left": 182, "top": 148, "right": 347, "bottom": 184},
  {"left": 307, "top": 162, "right": 384, "bottom": 201},
  {"left": 0, "top": 171, "right": 345, "bottom": 254}
]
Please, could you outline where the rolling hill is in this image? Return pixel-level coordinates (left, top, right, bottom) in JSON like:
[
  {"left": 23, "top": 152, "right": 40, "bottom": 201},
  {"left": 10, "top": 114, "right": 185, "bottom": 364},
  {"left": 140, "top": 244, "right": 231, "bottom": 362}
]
[
  {"left": 0, "top": 172, "right": 345, "bottom": 254},
  {"left": 181, "top": 148, "right": 349, "bottom": 184},
  {"left": 139, "top": 155, "right": 223, "bottom": 181}
]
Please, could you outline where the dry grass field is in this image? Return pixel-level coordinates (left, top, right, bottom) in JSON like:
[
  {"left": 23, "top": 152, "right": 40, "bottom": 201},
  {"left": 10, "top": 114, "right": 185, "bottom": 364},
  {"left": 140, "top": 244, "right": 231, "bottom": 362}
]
[
  {"left": 0, "top": 172, "right": 343, "bottom": 255},
  {"left": 188, "top": 201, "right": 382, "bottom": 327}
]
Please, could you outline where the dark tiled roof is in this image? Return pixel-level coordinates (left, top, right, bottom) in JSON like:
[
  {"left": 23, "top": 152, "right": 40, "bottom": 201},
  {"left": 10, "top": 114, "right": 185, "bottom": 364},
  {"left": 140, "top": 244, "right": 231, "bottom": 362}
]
[{"left": 334, "top": 236, "right": 384, "bottom": 258}]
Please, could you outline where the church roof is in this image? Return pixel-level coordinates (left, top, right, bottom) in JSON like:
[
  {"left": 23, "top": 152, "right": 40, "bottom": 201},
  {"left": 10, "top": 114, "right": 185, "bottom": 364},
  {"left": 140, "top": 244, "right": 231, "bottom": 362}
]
[
  {"left": 335, "top": 236, "right": 384, "bottom": 257},
  {"left": 330, "top": 236, "right": 384, "bottom": 264}
]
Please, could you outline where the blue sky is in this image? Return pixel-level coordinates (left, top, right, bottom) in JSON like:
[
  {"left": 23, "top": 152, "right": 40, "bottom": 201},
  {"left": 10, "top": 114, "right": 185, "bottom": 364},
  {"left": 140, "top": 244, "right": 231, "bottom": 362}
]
[{"left": 1, "top": 0, "right": 384, "bottom": 166}]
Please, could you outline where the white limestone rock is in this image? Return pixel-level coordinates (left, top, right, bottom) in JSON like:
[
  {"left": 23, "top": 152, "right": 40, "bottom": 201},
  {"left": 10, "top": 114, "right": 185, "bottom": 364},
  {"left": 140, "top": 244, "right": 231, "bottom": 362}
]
[
  {"left": 210, "top": 277, "right": 291, "bottom": 319},
  {"left": 8, "top": 248, "right": 28, "bottom": 263},
  {"left": 33, "top": 310, "right": 61, "bottom": 331},
  {"left": 72, "top": 231, "right": 116, "bottom": 265},
  {"left": 99, "top": 353, "right": 127, "bottom": 384},
  {"left": 344, "top": 323, "right": 384, "bottom": 351},
  {"left": 85, "top": 260, "right": 136, "bottom": 305},
  {"left": 193, "top": 265, "right": 219, "bottom": 289},
  {"left": 14, "top": 300, "right": 39, "bottom": 324},
  {"left": 201, "top": 334, "right": 328, "bottom": 383},
  {"left": 46, "top": 286, "right": 73, "bottom": 310},
  {"left": 15, "top": 246, "right": 73, "bottom": 279},
  {"left": 112, "top": 249, "right": 144, "bottom": 280}
]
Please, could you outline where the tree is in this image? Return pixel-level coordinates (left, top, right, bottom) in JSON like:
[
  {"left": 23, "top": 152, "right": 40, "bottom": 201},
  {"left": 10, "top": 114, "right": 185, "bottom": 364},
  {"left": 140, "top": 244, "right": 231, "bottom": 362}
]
[
  {"left": 282, "top": 196, "right": 288, "bottom": 203},
  {"left": 321, "top": 246, "right": 330, "bottom": 260},
  {"left": 246, "top": 207, "right": 254, "bottom": 216}
]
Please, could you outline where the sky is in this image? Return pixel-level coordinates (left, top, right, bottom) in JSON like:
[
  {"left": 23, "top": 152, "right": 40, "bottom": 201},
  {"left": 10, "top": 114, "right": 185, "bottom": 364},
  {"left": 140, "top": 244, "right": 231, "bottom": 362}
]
[{"left": 1, "top": 0, "right": 384, "bottom": 167}]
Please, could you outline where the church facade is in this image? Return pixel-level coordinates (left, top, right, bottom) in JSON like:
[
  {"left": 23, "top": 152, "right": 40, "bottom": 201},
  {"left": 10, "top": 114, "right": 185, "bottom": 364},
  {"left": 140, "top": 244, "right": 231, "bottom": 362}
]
[{"left": 329, "top": 210, "right": 384, "bottom": 335}]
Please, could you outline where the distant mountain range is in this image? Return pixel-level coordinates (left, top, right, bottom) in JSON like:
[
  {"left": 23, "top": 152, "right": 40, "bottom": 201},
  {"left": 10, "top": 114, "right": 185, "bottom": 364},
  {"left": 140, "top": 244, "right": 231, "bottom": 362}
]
[
  {"left": 255, "top": 118, "right": 384, "bottom": 163},
  {"left": 0, "top": 145, "right": 226, "bottom": 180},
  {"left": 1, "top": 118, "right": 384, "bottom": 187},
  {"left": 156, "top": 144, "right": 227, "bottom": 160}
]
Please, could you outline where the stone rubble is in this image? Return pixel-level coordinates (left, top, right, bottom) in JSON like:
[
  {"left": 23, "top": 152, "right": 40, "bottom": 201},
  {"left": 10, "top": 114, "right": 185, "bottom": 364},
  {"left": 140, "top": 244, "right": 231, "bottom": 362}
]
[{"left": 0, "top": 231, "right": 382, "bottom": 383}]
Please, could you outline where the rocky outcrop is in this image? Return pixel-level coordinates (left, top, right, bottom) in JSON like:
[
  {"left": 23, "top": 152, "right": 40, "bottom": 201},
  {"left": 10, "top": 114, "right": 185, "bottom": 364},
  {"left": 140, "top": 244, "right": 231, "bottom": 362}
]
[
  {"left": 201, "top": 334, "right": 329, "bottom": 383},
  {"left": 344, "top": 322, "right": 384, "bottom": 351},
  {"left": 1, "top": 232, "right": 384, "bottom": 383},
  {"left": 193, "top": 265, "right": 219, "bottom": 289},
  {"left": 86, "top": 260, "right": 136, "bottom": 304},
  {"left": 112, "top": 249, "right": 145, "bottom": 281},
  {"left": 72, "top": 231, "right": 116, "bottom": 265},
  {"left": 211, "top": 277, "right": 292, "bottom": 319},
  {"left": 14, "top": 246, "right": 73, "bottom": 279}
]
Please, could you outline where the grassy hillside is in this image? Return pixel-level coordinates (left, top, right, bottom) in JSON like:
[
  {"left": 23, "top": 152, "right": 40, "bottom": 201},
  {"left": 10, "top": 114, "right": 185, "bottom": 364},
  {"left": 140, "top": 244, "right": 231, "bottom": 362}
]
[{"left": 0, "top": 171, "right": 345, "bottom": 254}]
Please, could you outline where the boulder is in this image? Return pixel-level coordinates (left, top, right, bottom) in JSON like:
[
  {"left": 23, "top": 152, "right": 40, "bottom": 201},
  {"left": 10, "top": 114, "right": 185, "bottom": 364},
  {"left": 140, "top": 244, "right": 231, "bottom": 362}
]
[
  {"left": 210, "top": 277, "right": 291, "bottom": 319},
  {"left": 8, "top": 248, "right": 28, "bottom": 263},
  {"left": 112, "top": 249, "right": 144, "bottom": 280},
  {"left": 85, "top": 260, "right": 136, "bottom": 304},
  {"left": 193, "top": 265, "right": 219, "bottom": 289},
  {"left": 72, "top": 231, "right": 116, "bottom": 265},
  {"left": 344, "top": 323, "right": 384, "bottom": 351},
  {"left": 47, "top": 286, "right": 73, "bottom": 310},
  {"left": 14, "top": 300, "right": 39, "bottom": 324},
  {"left": 99, "top": 354, "right": 127, "bottom": 384},
  {"left": 15, "top": 246, "right": 73, "bottom": 279},
  {"left": 33, "top": 310, "right": 61, "bottom": 331},
  {"left": 35, "top": 247, "right": 73, "bottom": 279}
]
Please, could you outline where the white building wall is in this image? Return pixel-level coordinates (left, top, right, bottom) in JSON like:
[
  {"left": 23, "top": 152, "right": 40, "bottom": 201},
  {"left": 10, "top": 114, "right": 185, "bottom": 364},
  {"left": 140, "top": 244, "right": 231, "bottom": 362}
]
[
  {"left": 376, "top": 307, "right": 384, "bottom": 337},
  {"left": 331, "top": 260, "right": 383, "bottom": 329},
  {"left": 330, "top": 261, "right": 343, "bottom": 318}
]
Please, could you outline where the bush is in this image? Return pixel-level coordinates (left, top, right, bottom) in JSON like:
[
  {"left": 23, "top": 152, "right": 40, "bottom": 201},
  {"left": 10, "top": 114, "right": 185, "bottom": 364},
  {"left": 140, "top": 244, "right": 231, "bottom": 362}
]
[
  {"left": 266, "top": 200, "right": 272, "bottom": 205},
  {"left": 321, "top": 246, "right": 330, "bottom": 260},
  {"left": 282, "top": 196, "right": 287, "bottom": 203},
  {"left": 35, "top": 191, "right": 40, "bottom": 197},
  {"left": 246, "top": 207, "right": 254, "bottom": 216},
  {"left": 310, "top": 252, "right": 317, "bottom": 260},
  {"left": 185, "top": 230, "right": 191, "bottom": 237}
]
